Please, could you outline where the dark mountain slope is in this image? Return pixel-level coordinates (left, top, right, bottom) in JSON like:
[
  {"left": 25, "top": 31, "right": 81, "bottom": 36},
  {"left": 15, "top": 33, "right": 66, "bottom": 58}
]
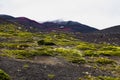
[
  {"left": 78, "top": 25, "right": 120, "bottom": 45},
  {"left": 98, "top": 25, "right": 120, "bottom": 33},
  {"left": 0, "top": 15, "right": 44, "bottom": 32},
  {"left": 0, "top": 18, "right": 19, "bottom": 32},
  {"left": 0, "top": 15, "right": 15, "bottom": 20},
  {"left": 42, "top": 21, "right": 99, "bottom": 33},
  {"left": 0, "top": 15, "right": 99, "bottom": 33},
  {"left": 0, "top": 18, "right": 8, "bottom": 24},
  {"left": 13, "top": 17, "right": 44, "bottom": 32},
  {"left": 0, "top": 17, "right": 29, "bottom": 32},
  {"left": 0, "top": 17, "right": 15, "bottom": 24}
]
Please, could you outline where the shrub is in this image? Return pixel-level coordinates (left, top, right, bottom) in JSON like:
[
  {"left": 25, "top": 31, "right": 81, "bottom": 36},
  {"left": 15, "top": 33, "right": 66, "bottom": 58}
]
[
  {"left": 70, "top": 57, "right": 86, "bottom": 64},
  {"left": 47, "top": 74, "right": 55, "bottom": 79},
  {"left": 84, "top": 50, "right": 99, "bottom": 56},
  {"left": 79, "top": 76, "right": 120, "bottom": 80},
  {"left": 17, "top": 44, "right": 30, "bottom": 50},
  {"left": 16, "top": 32, "right": 33, "bottom": 37},
  {"left": 1, "top": 50, "right": 32, "bottom": 59},
  {"left": 23, "top": 64, "right": 29, "bottom": 69},
  {"left": 98, "top": 76, "right": 120, "bottom": 80},
  {"left": 76, "top": 43, "right": 96, "bottom": 50},
  {"left": 37, "top": 40, "right": 44, "bottom": 45},
  {"left": 53, "top": 47, "right": 85, "bottom": 63},
  {"left": 37, "top": 40, "right": 56, "bottom": 46},
  {"left": 97, "top": 51, "right": 120, "bottom": 57},
  {"left": 100, "top": 46, "right": 117, "bottom": 51},
  {"left": 0, "top": 43, "right": 17, "bottom": 49},
  {"left": 0, "top": 69, "right": 11, "bottom": 80},
  {"left": 54, "top": 47, "right": 82, "bottom": 57},
  {"left": 95, "top": 57, "right": 115, "bottom": 65},
  {"left": 1, "top": 47, "right": 55, "bottom": 59},
  {"left": 36, "top": 47, "right": 55, "bottom": 56}
]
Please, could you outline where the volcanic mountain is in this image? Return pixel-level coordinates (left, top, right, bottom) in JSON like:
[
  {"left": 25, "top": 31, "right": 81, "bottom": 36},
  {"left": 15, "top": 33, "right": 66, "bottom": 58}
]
[{"left": 0, "top": 15, "right": 99, "bottom": 33}]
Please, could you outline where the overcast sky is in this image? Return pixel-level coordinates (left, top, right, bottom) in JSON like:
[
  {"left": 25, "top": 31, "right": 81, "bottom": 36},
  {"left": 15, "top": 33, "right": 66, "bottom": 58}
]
[{"left": 0, "top": 0, "right": 120, "bottom": 29}]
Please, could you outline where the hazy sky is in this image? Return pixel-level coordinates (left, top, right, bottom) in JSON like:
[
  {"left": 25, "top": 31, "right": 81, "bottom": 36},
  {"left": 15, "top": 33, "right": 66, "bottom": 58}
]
[{"left": 0, "top": 0, "right": 120, "bottom": 29}]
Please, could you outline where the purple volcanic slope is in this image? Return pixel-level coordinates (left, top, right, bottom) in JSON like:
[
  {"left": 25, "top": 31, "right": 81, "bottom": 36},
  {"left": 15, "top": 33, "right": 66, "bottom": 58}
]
[{"left": 0, "top": 15, "right": 99, "bottom": 33}]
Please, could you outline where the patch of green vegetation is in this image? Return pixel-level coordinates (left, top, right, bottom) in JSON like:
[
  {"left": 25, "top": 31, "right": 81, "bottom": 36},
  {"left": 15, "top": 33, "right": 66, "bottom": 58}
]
[
  {"left": 100, "top": 46, "right": 118, "bottom": 51},
  {"left": 97, "top": 50, "right": 120, "bottom": 57},
  {"left": 47, "top": 74, "right": 55, "bottom": 79},
  {"left": 76, "top": 43, "right": 96, "bottom": 50},
  {"left": 36, "top": 46, "right": 56, "bottom": 56},
  {"left": 82, "top": 44, "right": 120, "bottom": 57},
  {"left": 95, "top": 57, "right": 116, "bottom": 65},
  {"left": 78, "top": 76, "right": 120, "bottom": 80},
  {"left": 14, "top": 32, "right": 33, "bottom": 37},
  {"left": 0, "top": 43, "right": 33, "bottom": 49},
  {"left": 0, "top": 69, "right": 11, "bottom": 80},
  {"left": 54, "top": 47, "right": 82, "bottom": 56},
  {"left": 0, "top": 32, "right": 13, "bottom": 37},
  {"left": 56, "top": 39, "right": 79, "bottom": 46},
  {"left": 23, "top": 64, "right": 29, "bottom": 69},
  {"left": 53, "top": 47, "right": 85, "bottom": 63},
  {"left": 1, "top": 50, "right": 32, "bottom": 59},
  {"left": 37, "top": 40, "right": 56, "bottom": 46},
  {"left": 1, "top": 46, "right": 56, "bottom": 59},
  {"left": 98, "top": 76, "right": 120, "bottom": 80},
  {"left": 83, "top": 50, "right": 99, "bottom": 56},
  {"left": 0, "top": 24, "right": 19, "bottom": 33},
  {"left": 1, "top": 31, "right": 120, "bottom": 65}
]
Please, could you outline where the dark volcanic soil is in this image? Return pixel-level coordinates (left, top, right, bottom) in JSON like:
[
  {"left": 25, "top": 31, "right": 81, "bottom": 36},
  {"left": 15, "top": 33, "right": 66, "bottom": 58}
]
[
  {"left": 0, "top": 56, "right": 113, "bottom": 80},
  {"left": 77, "top": 33, "right": 120, "bottom": 45}
]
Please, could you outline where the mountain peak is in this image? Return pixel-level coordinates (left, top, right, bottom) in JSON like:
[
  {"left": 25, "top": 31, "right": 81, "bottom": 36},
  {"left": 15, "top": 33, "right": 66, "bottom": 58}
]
[{"left": 17, "top": 17, "right": 29, "bottom": 20}]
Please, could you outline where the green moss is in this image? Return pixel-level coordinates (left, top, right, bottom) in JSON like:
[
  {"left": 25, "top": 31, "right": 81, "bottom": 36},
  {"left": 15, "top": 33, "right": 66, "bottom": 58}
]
[
  {"left": 37, "top": 40, "right": 56, "bottom": 46},
  {"left": 97, "top": 50, "right": 120, "bottom": 57},
  {"left": 100, "top": 46, "right": 118, "bottom": 51},
  {"left": 0, "top": 24, "right": 18, "bottom": 33},
  {"left": 0, "top": 43, "right": 32, "bottom": 49},
  {"left": 84, "top": 50, "right": 99, "bottom": 56},
  {"left": 47, "top": 74, "right": 55, "bottom": 79},
  {"left": 0, "top": 69, "right": 11, "bottom": 80},
  {"left": 76, "top": 43, "right": 96, "bottom": 50},
  {"left": 23, "top": 64, "right": 29, "bottom": 69},
  {"left": 53, "top": 47, "right": 85, "bottom": 63},
  {"left": 95, "top": 57, "right": 116, "bottom": 65},
  {"left": 79, "top": 76, "right": 120, "bottom": 80},
  {"left": 15, "top": 32, "right": 33, "bottom": 37},
  {"left": 98, "top": 76, "right": 120, "bottom": 80},
  {"left": 1, "top": 47, "right": 56, "bottom": 59}
]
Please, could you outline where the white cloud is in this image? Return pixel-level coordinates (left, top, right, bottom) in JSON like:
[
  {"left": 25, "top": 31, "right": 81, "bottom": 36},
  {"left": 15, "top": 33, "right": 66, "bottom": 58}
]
[{"left": 0, "top": 0, "right": 120, "bottom": 29}]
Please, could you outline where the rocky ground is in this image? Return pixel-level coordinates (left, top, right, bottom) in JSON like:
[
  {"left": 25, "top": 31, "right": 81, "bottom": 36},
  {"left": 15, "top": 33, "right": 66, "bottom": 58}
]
[
  {"left": 0, "top": 56, "right": 113, "bottom": 80},
  {"left": 77, "top": 32, "right": 120, "bottom": 45}
]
